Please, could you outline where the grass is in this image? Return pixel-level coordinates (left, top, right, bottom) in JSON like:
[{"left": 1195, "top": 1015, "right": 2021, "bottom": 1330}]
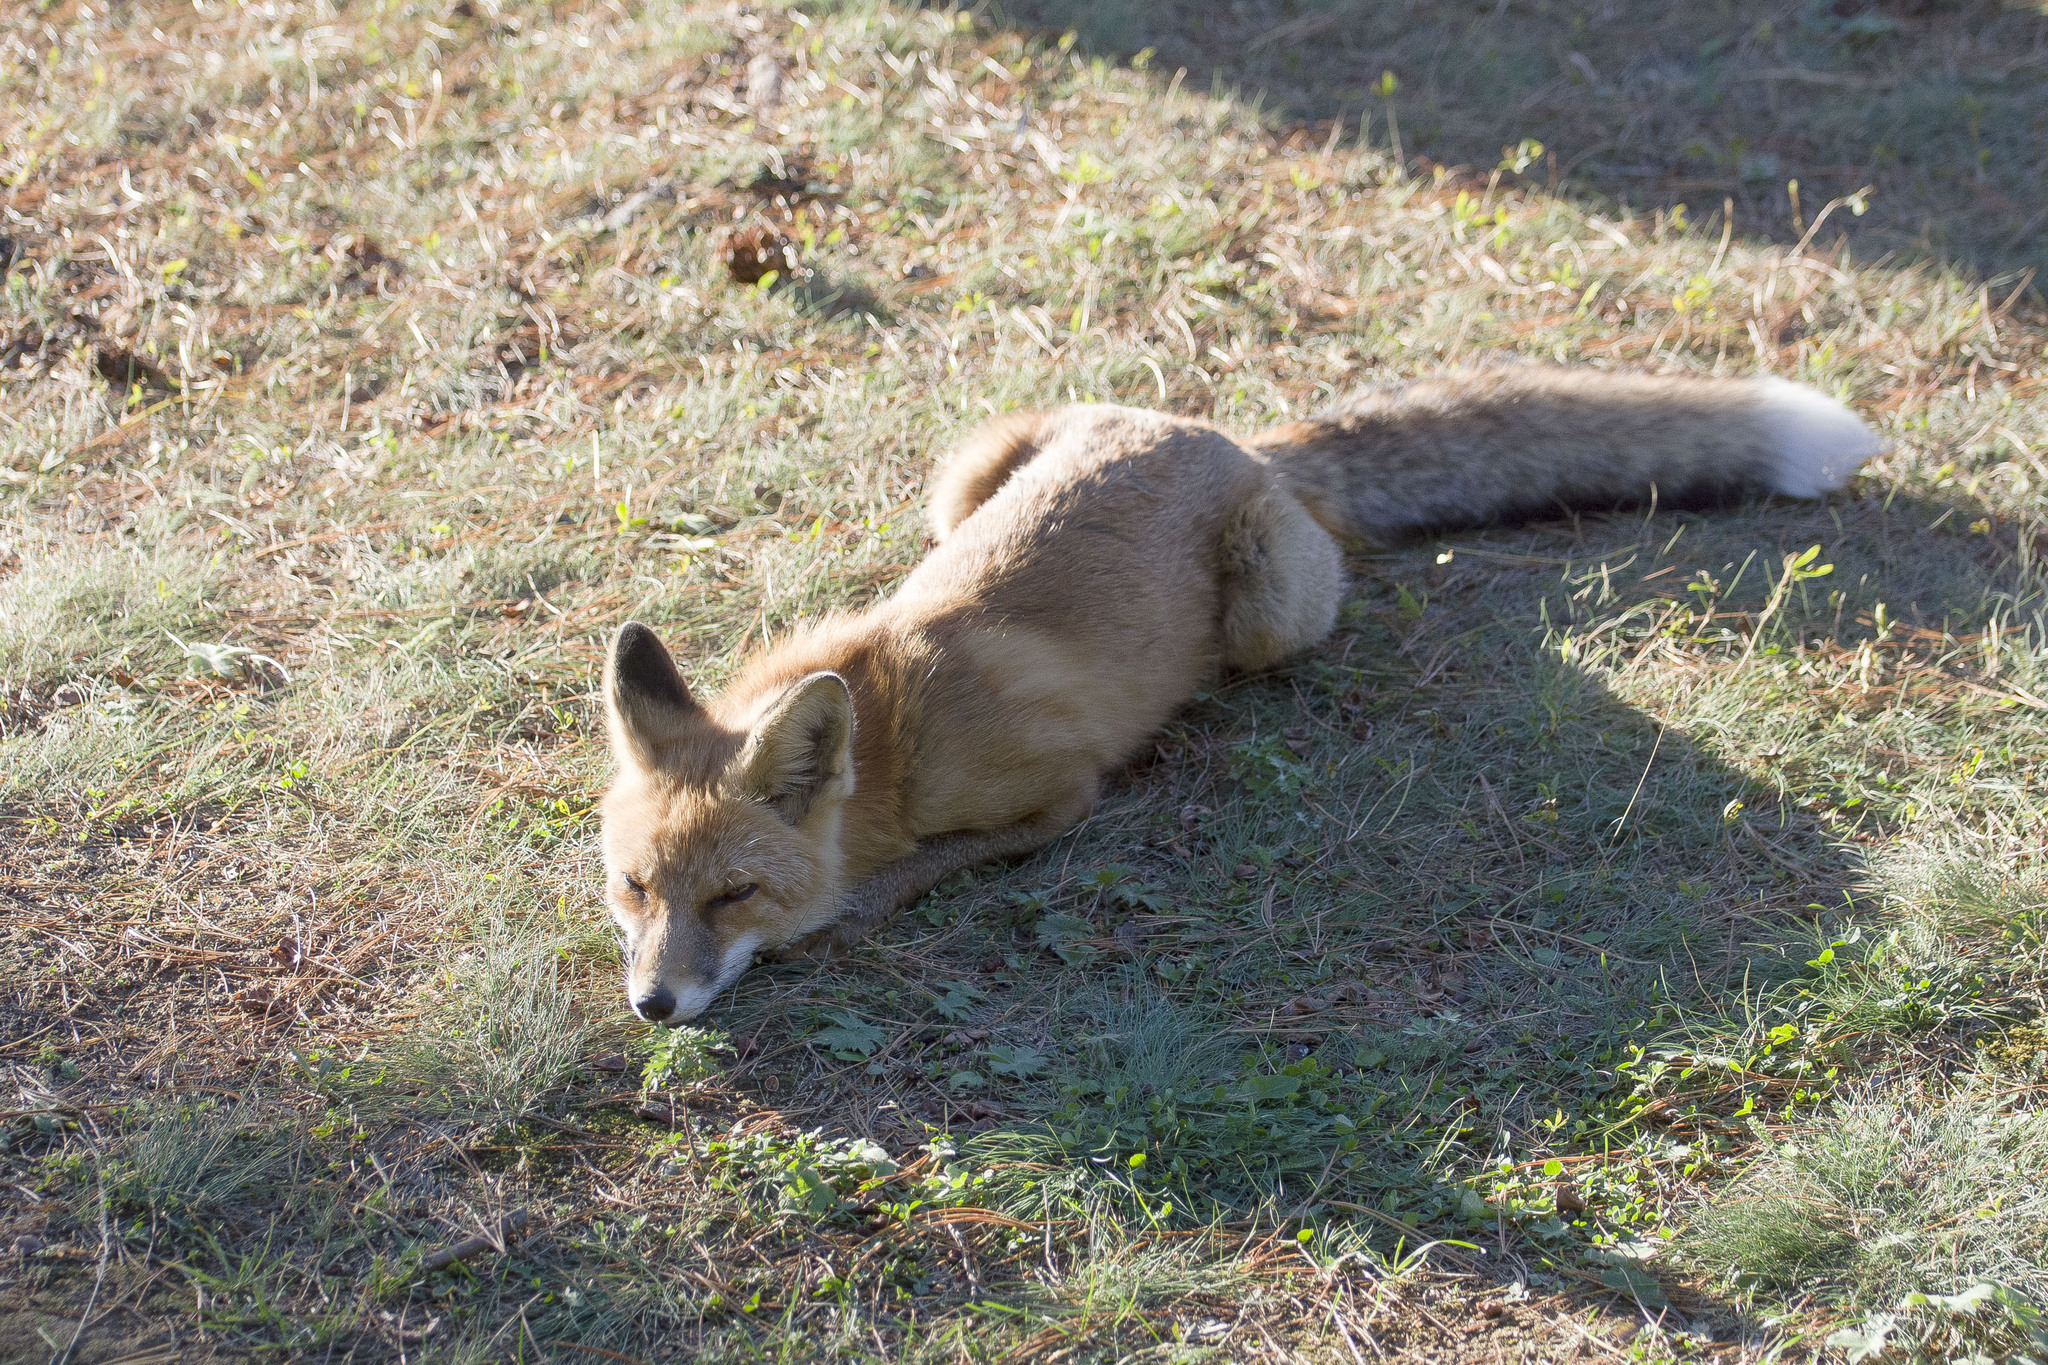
[
  {"left": 108, "top": 1099, "right": 298, "bottom": 1227},
  {"left": 374, "top": 919, "right": 603, "bottom": 1125},
  {"left": 999, "top": 0, "right": 2048, "bottom": 280},
  {"left": 3, "top": 0, "right": 2048, "bottom": 1360},
  {"left": 1690, "top": 1088, "right": 2048, "bottom": 1360},
  {"left": 1691, "top": 1087, "right": 2048, "bottom": 1303}
]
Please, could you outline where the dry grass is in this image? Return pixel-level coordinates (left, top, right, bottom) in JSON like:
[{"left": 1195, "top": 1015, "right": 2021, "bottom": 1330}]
[
  {"left": 4, "top": 0, "right": 2048, "bottom": 1361},
  {"left": 1001, "top": 0, "right": 2048, "bottom": 280}
]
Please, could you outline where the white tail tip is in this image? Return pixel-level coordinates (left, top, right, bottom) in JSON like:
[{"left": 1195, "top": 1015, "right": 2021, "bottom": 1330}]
[{"left": 1755, "top": 376, "right": 1881, "bottom": 498}]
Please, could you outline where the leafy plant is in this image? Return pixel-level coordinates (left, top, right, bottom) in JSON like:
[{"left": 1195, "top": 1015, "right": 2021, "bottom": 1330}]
[
  {"left": 970, "top": 995, "right": 1394, "bottom": 1221},
  {"left": 1035, "top": 913, "right": 1101, "bottom": 966},
  {"left": 1830, "top": 1282, "right": 2048, "bottom": 1364},
  {"left": 636, "top": 1025, "right": 726, "bottom": 1096},
  {"left": 984, "top": 1045, "right": 1049, "bottom": 1079},
  {"left": 700, "top": 1126, "right": 948, "bottom": 1222},
  {"left": 928, "top": 981, "right": 986, "bottom": 1023},
  {"left": 1228, "top": 734, "right": 1311, "bottom": 798},
  {"left": 807, "top": 1010, "right": 887, "bottom": 1061}
]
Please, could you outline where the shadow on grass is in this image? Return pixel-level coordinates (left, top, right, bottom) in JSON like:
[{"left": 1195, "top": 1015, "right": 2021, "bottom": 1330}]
[
  {"left": 5, "top": 493, "right": 2035, "bottom": 1355},
  {"left": 708, "top": 479, "right": 2036, "bottom": 1323},
  {"left": 788, "top": 269, "right": 893, "bottom": 324},
  {"left": 993, "top": 0, "right": 2048, "bottom": 282}
]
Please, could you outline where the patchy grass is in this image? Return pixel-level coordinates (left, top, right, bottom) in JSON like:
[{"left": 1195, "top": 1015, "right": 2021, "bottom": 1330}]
[
  {"left": 1002, "top": 0, "right": 2048, "bottom": 280},
  {"left": 3, "top": 0, "right": 2048, "bottom": 1360},
  {"left": 1690, "top": 1087, "right": 2048, "bottom": 1304},
  {"left": 372, "top": 919, "right": 604, "bottom": 1126}
]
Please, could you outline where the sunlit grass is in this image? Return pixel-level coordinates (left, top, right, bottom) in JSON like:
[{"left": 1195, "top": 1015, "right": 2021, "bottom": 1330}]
[{"left": 3, "top": 0, "right": 2047, "bottom": 1359}]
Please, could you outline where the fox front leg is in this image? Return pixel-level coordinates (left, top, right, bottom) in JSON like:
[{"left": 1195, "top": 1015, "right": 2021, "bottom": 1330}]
[{"left": 776, "top": 792, "right": 1096, "bottom": 959}]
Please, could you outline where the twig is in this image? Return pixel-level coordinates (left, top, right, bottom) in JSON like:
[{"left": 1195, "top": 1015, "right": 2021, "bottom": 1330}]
[
  {"left": 1788, "top": 185, "right": 1873, "bottom": 261},
  {"left": 48, "top": 1169, "right": 110, "bottom": 1365},
  {"left": 1606, "top": 720, "right": 1666, "bottom": 846},
  {"left": 942, "top": 1219, "right": 982, "bottom": 1299},
  {"left": 419, "top": 1209, "right": 531, "bottom": 1273},
  {"left": 558, "top": 1345, "right": 653, "bottom": 1365},
  {"left": 1708, "top": 195, "right": 1734, "bottom": 277},
  {"left": 1331, "top": 1292, "right": 1379, "bottom": 1361}
]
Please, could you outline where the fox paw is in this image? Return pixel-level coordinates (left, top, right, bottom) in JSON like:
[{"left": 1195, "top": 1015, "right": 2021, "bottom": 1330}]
[{"left": 769, "top": 924, "right": 858, "bottom": 963}]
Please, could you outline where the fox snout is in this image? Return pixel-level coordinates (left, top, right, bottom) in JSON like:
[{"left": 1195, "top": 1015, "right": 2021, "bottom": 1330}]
[
  {"left": 631, "top": 984, "right": 680, "bottom": 1024},
  {"left": 623, "top": 924, "right": 764, "bottom": 1024}
]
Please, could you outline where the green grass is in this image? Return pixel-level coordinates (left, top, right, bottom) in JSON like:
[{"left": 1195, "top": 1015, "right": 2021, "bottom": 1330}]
[
  {"left": 4, "top": 0, "right": 2048, "bottom": 1360},
  {"left": 372, "top": 919, "right": 604, "bottom": 1125},
  {"left": 107, "top": 1099, "right": 299, "bottom": 1227}
]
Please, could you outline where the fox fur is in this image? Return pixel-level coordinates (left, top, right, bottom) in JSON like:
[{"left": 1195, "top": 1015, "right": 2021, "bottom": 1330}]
[{"left": 601, "top": 366, "right": 1880, "bottom": 1021}]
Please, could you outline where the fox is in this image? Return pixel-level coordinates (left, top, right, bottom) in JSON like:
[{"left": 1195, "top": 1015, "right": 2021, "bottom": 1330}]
[{"left": 600, "top": 365, "right": 1880, "bottom": 1022}]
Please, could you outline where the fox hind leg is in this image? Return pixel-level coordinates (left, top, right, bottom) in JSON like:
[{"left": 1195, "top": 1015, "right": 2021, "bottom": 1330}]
[{"left": 1218, "top": 483, "right": 1345, "bottom": 673}]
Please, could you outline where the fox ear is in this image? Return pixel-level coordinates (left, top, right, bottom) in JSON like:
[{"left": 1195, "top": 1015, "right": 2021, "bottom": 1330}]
[
  {"left": 605, "top": 622, "right": 698, "bottom": 769},
  {"left": 732, "top": 672, "right": 855, "bottom": 825}
]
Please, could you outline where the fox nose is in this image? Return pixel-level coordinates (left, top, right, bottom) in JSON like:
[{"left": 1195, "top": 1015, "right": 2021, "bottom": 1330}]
[{"left": 633, "top": 988, "right": 677, "bottom": 1023}]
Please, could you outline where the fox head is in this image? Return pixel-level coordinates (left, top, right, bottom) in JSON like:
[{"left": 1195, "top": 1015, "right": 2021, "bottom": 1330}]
[{"left": 600, "top": 622, "right": 856, "bottom": 1022}]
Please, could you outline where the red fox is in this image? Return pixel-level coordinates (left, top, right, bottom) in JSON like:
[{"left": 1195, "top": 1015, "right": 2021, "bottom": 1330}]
[{"left": 601, "top": 366, "right": 1878, "bottom": 1021}]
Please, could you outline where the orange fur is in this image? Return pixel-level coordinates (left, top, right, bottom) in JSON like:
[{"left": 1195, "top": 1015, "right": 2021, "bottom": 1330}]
[{"left": 602, "top": 368, "right": 1878, "bottom": 1020}]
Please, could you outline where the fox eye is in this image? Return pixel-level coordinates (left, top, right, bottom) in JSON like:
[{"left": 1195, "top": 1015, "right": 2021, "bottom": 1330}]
[
  {"left": 708, "top": 882, "right": 758, "bottom": 909},
  {"left": 620, "top": 874, "right": 647, "bottom": 897}
]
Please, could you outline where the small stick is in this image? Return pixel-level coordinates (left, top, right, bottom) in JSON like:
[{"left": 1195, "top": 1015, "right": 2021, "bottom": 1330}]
[
  {"left": 420, "top": 1209, "right": 531, "bottom": 1273},
  {"left": 49, "top": 1171, "right": 109, "bottom": 1365}
]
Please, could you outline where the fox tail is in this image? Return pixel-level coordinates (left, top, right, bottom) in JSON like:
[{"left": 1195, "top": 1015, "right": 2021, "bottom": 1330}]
[{"left": 1243, "top": 365, "right": 1880, "bottom": 544}]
